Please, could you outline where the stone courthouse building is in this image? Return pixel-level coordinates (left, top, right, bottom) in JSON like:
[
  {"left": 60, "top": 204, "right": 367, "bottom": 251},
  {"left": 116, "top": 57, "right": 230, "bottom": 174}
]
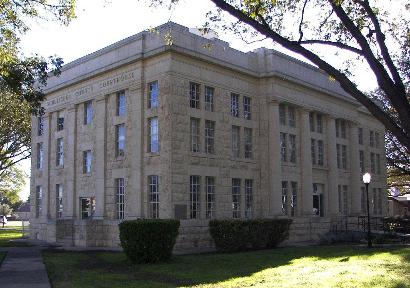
[{"left": 30, "top": 22, "right": 387, "bottom": 250}]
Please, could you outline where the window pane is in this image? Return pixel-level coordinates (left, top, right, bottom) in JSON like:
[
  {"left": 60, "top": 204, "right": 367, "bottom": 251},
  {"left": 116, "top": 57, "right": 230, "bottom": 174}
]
[
  {"left": 190, "top": 176, "right": 200, "bottom": 219},
  {"left": 116, "top": 124, "right": 125, "bottom": 156},
  {"left": 206, "top": 176, "right": 215, "bottom": 219},
  {"left": 243, "top": 96, "right": 251, "bottom": 120},
  {"left": 204, "top": 86, "right": 214, "bottom": 111},
  {"left": 245, "top": 179, "right": 253, "bottom": 219},
  {"left": 231, "top": 126, "right": 240, "bottom": 157},
  {"left": 231, "top": 93, "right": 239, "bottom": 117},
  {"left": 244, "top": 128, "right": 252, "bottom": 159},
  {"left": 189, "top": 82, "right": 200, "bottom": 109},
  {"left": 149, "top": 118, "right": 159, "bottom": 153},
  {"left": 232, "top": 178, "right": 241, "bottom": 218},
  {"left": 191, "top": 118, "right": 200, "bottom": 153},
  {"left": 117, "top": 91, "right": 126, "bottom": 116},
  {"left": 205, "top": 120, "right": 215, "bottom": 154},
  {"left": 148, "top": 175, "right": 159, "bottom": 219},
  {"left": 148, "top": 81, "right": 159, "bottom": 108}
]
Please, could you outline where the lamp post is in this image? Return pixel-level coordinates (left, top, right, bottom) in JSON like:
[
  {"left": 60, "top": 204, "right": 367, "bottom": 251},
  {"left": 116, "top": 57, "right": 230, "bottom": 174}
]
[{"left": 362, "top": 172, "right": 372, "bottom": 248}]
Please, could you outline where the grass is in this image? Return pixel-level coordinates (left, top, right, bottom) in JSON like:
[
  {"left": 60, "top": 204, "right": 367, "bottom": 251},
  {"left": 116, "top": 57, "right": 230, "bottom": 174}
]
[
  {"left": 43, "top": 245, "right": 410, "bottom": 288},
  {"left": 0, "top": 224, "right": 30, "bottom": 247}
]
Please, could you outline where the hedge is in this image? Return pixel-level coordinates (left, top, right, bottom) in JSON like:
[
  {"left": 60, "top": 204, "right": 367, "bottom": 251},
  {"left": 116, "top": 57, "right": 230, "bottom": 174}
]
[
  {"left": 119, "top": 219, "right": 180, "bottom": 263},
  {"left": 209, "top": 219, "right": 292, "bottom": 252}
]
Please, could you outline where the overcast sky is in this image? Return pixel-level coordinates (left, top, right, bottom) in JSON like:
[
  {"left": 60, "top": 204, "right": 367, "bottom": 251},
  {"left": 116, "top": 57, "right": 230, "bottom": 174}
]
[{"left": 17, "top": 0, "right": 381, "bottom": 201}]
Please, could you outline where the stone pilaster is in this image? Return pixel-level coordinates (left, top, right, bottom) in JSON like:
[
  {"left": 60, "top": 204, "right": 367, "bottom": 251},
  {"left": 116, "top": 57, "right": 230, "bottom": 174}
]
[
  {"left": 326, "top": 116, "right": 339, "bottom": 216},
  {"left": 64, "top": 105, "right": 77, "bottom": 219},
  {"left": 128, "top": 85, "right": 142, "bottom": 219},
  {"left": 268, "top": 101, "right": 282, "bottom": 216},
  {"left": 300, "top": 109, "right": 313, "bottom": 215},
  {"left": 349, "top": 122, "right": 362, "bottom": 215},
  {"left": 42, "top": 114, "right": 51, "bottom": 221},
  {"left": 94, "top": 96, "right": 106, "bottom": 219}
]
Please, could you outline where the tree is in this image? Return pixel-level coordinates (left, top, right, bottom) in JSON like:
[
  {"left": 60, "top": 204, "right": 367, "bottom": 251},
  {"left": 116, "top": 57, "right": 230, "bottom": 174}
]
[
  {"left": 0, "top": 0, "right": 76, "bottom": 175},
  {"left": 149, "top": 0, "right": 410, "bottom": 166},
  {"left": 0, "top": 165, "right": 25, "bottom": 213}
]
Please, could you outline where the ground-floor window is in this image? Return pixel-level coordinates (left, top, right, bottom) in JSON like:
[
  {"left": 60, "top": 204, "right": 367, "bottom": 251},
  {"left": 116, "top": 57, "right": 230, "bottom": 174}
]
[
  {"left": 190, "top": 175, "right": 200, "bottom": 219},
  {"left": 290, "top": 181, "right": 297, "bottom": 217},
  {"left": 281, "top": 181, "right": 288, "bottom": 216},
  {"left": 56, "top": 184, "right": 63, "bottom": 219},
  {"left": 205, "top": 176, "right": 215, "bottom": 219},
  {"left": 36, "top": 186, "right": 42, "bottom": 218},
  {"left": 313, "top": 183, "right": 324, "bottom": 217},
  {"left": 148, "top": 175, "right": 159, "bottom": 219},
  {"left": 338, "top": 185, "right": 348, "bottom": 215},
  {"left": 232, "top": 178, "right": 241, "bottom": 218},
  {"left": 116, "top": 178, "right": 125, "bottom": 220},
  {"left": 80, "top": 197, "right": 95, "bottom": 219},
  {"left": 245, "top": 179, "right": 253, "bottom": 219}
]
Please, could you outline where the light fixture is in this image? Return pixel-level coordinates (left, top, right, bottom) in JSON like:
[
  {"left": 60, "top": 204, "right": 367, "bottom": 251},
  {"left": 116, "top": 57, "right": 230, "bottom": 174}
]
[{"left": 362, "top": 172, "right": 371, "bottom": 184}]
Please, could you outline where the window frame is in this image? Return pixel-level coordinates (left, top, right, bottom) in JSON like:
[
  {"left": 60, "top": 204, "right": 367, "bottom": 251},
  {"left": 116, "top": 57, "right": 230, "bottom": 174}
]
[
  {"left": 115, "top": 123, "right": 126, "bottom": 157},
  {"left": 148, "top": 117, "right": 159, "bottom": 153},
  {"left": 204, "top": 86, "right": 214, "bottom": 112},
  {"left": 205, "top": 120, "right": 215, "bottom": 154},
  {"left": 189, "top": 82, "right": 200, "bottom": 109},
  {"left": 84, "top": 101, "right": 93, "bottom": 125},
  {"left": 230, "top": 93, "right": 239, "bottom": 117},
  {"left": 232, "top": 178, "right": 241, "bottom": 218},
  {"left": 148, "top": 175, "right": 159, "bottom": 219},
  {"left": 117, "top": 91, "right": 126, "bottom": 117},
  {"left": 148, "top": 81, "right": 159, "bottom": 109},
  {"left": 243, "top": 96, "right": 251, "bottom": 120},
  {"left": 116, "top": 178, "right": 125, "bottom": 220},
  {"left": 190, "top": 175, "right": 200, "bottom": 219}
]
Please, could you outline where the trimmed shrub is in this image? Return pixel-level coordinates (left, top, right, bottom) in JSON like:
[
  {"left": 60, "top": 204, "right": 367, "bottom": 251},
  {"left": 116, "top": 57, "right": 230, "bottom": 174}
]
[
  {"left": 119, "top": 219, "right": 180, "bottom": 263},
  {"left": 209, "top": 219, "right": 292, "bottom": 252}
]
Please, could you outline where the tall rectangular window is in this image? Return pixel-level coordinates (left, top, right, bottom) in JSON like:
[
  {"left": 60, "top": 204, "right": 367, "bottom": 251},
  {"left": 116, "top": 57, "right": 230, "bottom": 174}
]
[
  {"left": 230, "top": 93, "right": 239, "bottom": 117},
  {"left": 80, "top": 197, "right": 95, "bottom": 219},
  {"left": 370, "top": 152, "right": 376, "bottom": 173},
  {"left": 116, "top": 124, "right": 125, "bottom": 157},
  {"left": 36, "top": 185, "right": 42, "bottom": 218},
  {"left": 338, "top": 185, "right": 348, "bottom": 214},
  {"left": 279, "top": 104, "right": 286, "bottom": 125},
  {"left": 335, "top": 119, "right": 340, "bottom": 138},
  {"left": 377, "top": 188, "right": 383, "bottom": 215},
  {"left": 341, "top": 145, "right": 347, "bottom": 169},
  {"left": 288, "top": 106, "right": 295, "bottom": 127},
  {"left": 38, "top": 116, "right": 44, "bottom": 136},
  {"left": 205, "top": 120, "right": 215, "bottom": 154},
  {"left": 313, "top": 183, "right": 324, "bottom": 217},
  {"left": 190, "top": 118, "right": 200, "bottom": 153},
  {"left": 336, "top": 144, "right": 341, "bottom": 169},
  {"left": 316, "top": 114, "right": 323, "bottom": 133},
  {"left": 190, "top": 175, "right": 200, "bottom": 219},
  {"left": 189, "top": 82, "right": 200, "bottom": 109},
  {"left": 56, "top": 184, "right": 63, "bottom": 219},
  {"left": 84, "top": 101, "right": 93, "bottom": 125},
  {"left": 36, "top": 143, "right": 44, "bottom": 170},
  {"left": 83, "top": 150, "right": 92, "bottom": 173},
  {"left": 280, "top": 132, "right": 287, "bottom": 162},
  {"left": 281, "top": 181, "right": 288, "bottom": 216},
  {"left": 376, "top": 154, "right": 381, "bottom": 174},
  {"left": 117, "top": 91, "right": 126, "bottom": 116},
  {"left": 232, "top": 178, "right": 241, "bottom": 218},
  {"left": 359, "top": 150, "right": 365, "bottom": 173},
  {"left": 317, "top": 140, "right": 324, "bottom": 166},
  {"left": 204, "top": 86, "right": 214, "bottom": 112},
  {"left": 148, "top": 117, "right": 159, "bottom": 153},
  {"left": 231, "top": 126, "right": 240, "bottom": 158},
  {"left": 56, "top": 138, "right": 64, "bottom": 167},
  {"left": 369, "top": 131, "right": 375, "bottom": 147},
  {"left": 245, "top": 179, "right": 253, "bottom": 219},
  {"left": 289, "top": 134, "right": 297, "bottom": 163},
  {"left": 340, "top": 120, "right": 347, "bottom": 138},
  {"left": 205, "top": 176, "right": 215, "bottom": 219},
  {"left": 358, "top": 127, "right": 363, "bottom": 145},
  {"left": 309, "top": 112, "right": 315, "bottom": 132},
  {"left": 375, "top": 132, "right": 380, "bottom": 148},
  {"left": 148, "top": 81, "right": 159, "bottom": 109},
  {"left": 116, "top": 178, "right": 125, "bottom": 220},
  {"left": 243, "top": 96, "right": 251, "bottom": 120},
  {"left": 244, "top": 128, "right": 253, "bottom": 159},
  {"left": 148, "top": 175, "right": 159, "bottom": 219},
  {"left": 57, "top": 114, "right": 64, "bottom": 131},
  {"left": 291, "top": 181, "right": 297, "bottom": 217},
  {"left": 311, "top": 139, "right": 317, "bottom": 165}
]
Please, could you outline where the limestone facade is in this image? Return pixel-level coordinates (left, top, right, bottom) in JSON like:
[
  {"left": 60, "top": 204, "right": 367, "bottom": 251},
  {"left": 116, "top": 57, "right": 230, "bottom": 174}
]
[{"left": 30, "top": 22, "right": 387, "bottom": 249}]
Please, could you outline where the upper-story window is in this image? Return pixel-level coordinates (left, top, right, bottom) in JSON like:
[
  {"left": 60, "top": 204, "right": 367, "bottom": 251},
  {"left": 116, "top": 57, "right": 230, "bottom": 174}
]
[
  {"left": 231, "top": 126, "right": 240, "bottom": 157},
  {"left": 335, "top": 119, "right": 347, "bottom": 138},
  {"left": 38, "top": 116, "right": 44, "bottom": 136},
  {"left": 56, "top": 184, "right": 63, "bottom": 219},
  {"left": 204, "top": 86, "right": 214, "bottom": 112},
  {"left": 117, "top": 91, "right": 126, "bottom": 116},
  {"left": 57, "top": 113, "right": 64, "bottom": 131},
  {"left": 243, "top": 96, "right": 251, "bottom": 120},
  {"left": 205, "top": 120, "right": 215, "bottom": 154},
  {"left": 148, "top": 117, "right": 159, "bottom": 153},
  {"left": 83, "top": 150, "right": 92, "bottom": 173},
  {"left": 231, "top": 93, "right": 239, "bottom": 117},
  {"left": 56, "top": 138, "right": 64, "bottom": 167},
  {"left": 279, "top": 104, "right": 286, "bottom": 125},
  {"left": 309, "top": 112, "right": 323, "bottom": 133},
  {"left": 244, "top": 127, "right": 253, "bottom": 159},
  {"left": 84, "top": 101, "right": 93, "bottom": 125},
  {"left": 36, "top": 143, "right": 44, "bottom": 170},
  {"left": 190, "top": 118, "right": 200, "bottom": 153},
  {"left": 189, "top": 82, "right": 200, "bottom": 109},
  {"left": 116, "top": 124, "right": 125, "bottom": 157},
  {"left": 375, "top": 132, "right": 380, "bottom": 148},
  {"left": 358, "top": 127, "right": 363, "bottom": 145},
  {"left": 288, "top": 106, "right": 295, "bottom": 127},
  {"left": 148, "top": 81, "right": 159, "bottom": 109},
  {"left": 370, "top": 131, "right": 375, "bottom": 147}
]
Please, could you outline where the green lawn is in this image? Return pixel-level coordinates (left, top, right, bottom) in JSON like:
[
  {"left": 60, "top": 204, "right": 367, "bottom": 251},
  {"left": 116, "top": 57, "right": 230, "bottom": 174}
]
[
  {"left": 43, "top": 245, "right": 410, "bottom": 288},
  {"left": 0, "top": 227, "right": 27, "bottom": 247}
]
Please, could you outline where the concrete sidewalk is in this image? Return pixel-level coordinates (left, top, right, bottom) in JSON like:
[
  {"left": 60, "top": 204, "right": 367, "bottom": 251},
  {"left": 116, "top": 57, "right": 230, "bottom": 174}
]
[{"left": 0, "top": 246, "right": 51, "bottom": 288}]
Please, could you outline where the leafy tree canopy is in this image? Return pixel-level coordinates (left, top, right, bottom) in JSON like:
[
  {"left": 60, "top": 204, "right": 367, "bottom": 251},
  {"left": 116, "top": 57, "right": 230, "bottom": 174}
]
[{"left": 0, "top": 164, "right": 25, "bottom": 210}]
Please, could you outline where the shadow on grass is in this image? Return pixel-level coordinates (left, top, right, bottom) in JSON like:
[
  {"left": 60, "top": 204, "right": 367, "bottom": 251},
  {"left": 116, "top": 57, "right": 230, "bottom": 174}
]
[{"left": 43, "top": 245, "right": 410, "bottom": 288}]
